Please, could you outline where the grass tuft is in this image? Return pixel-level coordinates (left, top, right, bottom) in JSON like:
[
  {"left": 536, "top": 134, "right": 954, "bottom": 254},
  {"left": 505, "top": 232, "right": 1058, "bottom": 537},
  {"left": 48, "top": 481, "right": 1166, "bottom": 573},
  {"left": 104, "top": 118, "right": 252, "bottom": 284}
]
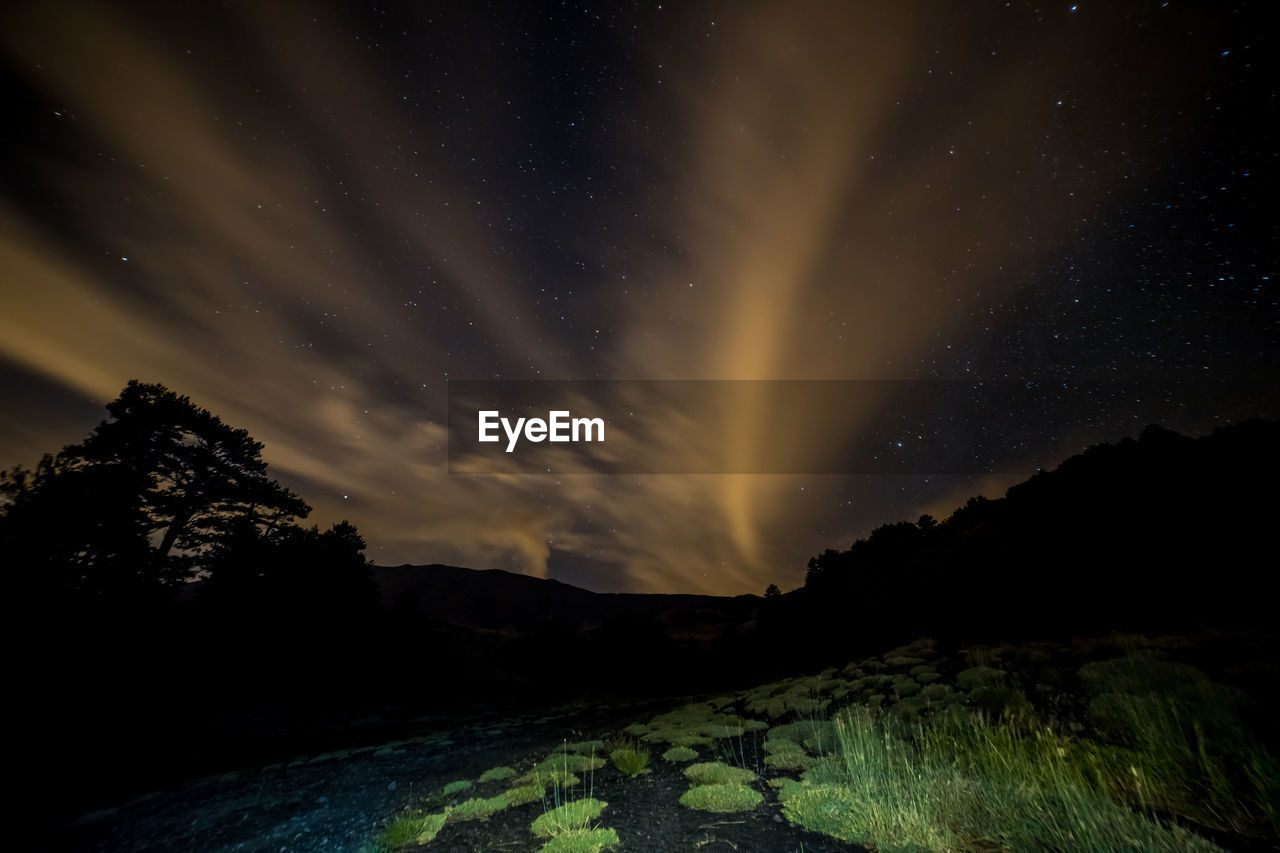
[
  {"left": 531, "top": 798, "right": 608, "bottom": 838},
  {"left": 538, "top": 827, "right": 620, "bottom": 853},
  {"left": 662, "top": 745, "right": 698, "bottom": 762},
  {"left": 679, "top": 783, "right": 763, "bottom": 812},
  {"left": 503, "top": 784, "right": 544, "bottom": 806},
  {"left": 778, "top": 704, "right": 1231, "bottom": 852},
  {"left": 378, "top": 809, "right": 450, "bottom": 848},
  {"left": 450, "top": 795, "right": 509, "bottom": 822},
  {"left": 684, "top": 761, "right": 757, "bottom": 786},
  {"left": 609, "top": 742, "right": 651, "bottom": 776},
  {"left": 478, "top": 766, "right": 517, "bottom": 783}
]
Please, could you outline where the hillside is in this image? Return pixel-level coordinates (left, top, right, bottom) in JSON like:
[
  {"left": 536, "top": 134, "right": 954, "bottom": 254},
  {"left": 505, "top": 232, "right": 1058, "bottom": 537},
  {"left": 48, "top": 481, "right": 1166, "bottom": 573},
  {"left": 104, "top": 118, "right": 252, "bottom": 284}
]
[{"left": 372, "top": 563, "right": 759, "bottom": 643}]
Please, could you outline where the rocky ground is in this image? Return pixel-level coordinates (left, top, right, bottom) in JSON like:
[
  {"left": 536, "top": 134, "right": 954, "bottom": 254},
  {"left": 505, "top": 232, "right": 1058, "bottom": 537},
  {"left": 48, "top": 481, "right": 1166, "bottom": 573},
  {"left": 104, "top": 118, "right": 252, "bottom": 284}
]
[{"left": 61, "top": 697, "right": 858, "bottom": 853}]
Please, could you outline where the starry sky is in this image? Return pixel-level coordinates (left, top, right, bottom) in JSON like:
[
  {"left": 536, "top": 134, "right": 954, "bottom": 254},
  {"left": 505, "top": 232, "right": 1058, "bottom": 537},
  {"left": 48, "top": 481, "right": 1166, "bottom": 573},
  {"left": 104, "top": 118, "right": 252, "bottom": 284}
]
[{"left": 1, "top": 1, "right": 1275, "bottom": 595}]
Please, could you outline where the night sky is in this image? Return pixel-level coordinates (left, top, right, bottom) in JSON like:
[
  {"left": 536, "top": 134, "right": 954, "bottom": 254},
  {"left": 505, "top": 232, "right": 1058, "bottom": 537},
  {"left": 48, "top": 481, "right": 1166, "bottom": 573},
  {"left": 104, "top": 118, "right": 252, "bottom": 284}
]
[{"left": 1, "top": 1, "right": 1275, "bottom": 595}]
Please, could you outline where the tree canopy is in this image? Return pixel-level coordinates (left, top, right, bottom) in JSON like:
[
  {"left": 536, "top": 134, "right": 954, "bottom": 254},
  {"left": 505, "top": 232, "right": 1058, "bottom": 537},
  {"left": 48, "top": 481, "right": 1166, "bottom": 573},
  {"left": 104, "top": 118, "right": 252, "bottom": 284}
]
[{"left": 1, "top": 380, "right": 317, "bottom": 600}]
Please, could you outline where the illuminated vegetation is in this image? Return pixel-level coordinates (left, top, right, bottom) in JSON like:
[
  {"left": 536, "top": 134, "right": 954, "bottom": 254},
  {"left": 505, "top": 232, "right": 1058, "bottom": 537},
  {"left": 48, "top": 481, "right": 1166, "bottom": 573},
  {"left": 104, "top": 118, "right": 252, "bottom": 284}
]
[{"left": 679, "top": 783, "right": 763, "bottom": 812}]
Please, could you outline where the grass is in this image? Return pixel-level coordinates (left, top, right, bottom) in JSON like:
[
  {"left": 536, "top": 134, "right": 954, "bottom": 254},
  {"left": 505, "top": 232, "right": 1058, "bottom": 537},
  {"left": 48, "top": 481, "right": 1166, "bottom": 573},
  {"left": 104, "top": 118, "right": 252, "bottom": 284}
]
[
  {"left": 684, "top": 761, "right": 757, "bottom": 786},
  {"left": 1078, "top": 650, "right": 1280, "bottom": 834},
  {"left": 377, "top": 809, "right": 450, "bottom": 848},
  {"left": 778, "top": 704, "right": 1230, "bottom": 852},
  {"left": 763, "top": 739, "right": 812, "bottom": 771},
  {"left": 450, "top": 795, "right": 509, "bottom": 822},
  {"left": 662, "top": 745, "right": 698, "bottom": 762},
  {"left": 504, "top": 784, "right": 544, "bottom": 805},
  {"left": 538, "top": 827, "right": 620, "bottom": 853},
  {"left": 369, "top": 635, "right": 1277, "bottom": 852},
  {"left": 609, "top": 741, "right": 651, "bottom": 776},
  {"left": 531, "top": 798, "right": 607, "bottom": 838},
  {"left": 519, "top": 750, "right": 605, "bottom": 789},
  {"left": 478, "top": 765, "right": 517, "bottom": 783},
  {"left": 679, "top": 783, "right": 763, "bottom": 812}
]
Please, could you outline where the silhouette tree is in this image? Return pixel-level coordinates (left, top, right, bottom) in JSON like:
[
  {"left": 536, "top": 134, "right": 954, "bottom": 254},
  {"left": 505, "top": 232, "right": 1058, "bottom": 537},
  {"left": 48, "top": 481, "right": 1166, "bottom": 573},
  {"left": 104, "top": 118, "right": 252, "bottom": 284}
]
[
  {"left": 764, "top": 583, "right": 782, "bottom": 598},
  {"left": 0, "top": 380, "right": 310, "bottom": 597}
]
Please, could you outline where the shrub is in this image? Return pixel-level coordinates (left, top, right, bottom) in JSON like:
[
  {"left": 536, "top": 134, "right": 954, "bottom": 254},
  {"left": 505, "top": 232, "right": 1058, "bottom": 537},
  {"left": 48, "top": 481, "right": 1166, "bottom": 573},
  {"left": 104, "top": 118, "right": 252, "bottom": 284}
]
[
  {"left": 680, "top": 783, "right": 763, "bottom": 812},
  {"left": 662, "top": 745, "right": 698, "bottom": 762}
]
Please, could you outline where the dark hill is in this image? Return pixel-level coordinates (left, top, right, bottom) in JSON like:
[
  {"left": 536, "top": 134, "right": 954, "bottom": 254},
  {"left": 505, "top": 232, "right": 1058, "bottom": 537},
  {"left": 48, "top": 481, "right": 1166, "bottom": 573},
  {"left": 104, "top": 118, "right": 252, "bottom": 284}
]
[
  {"left": 372, "top": 563, "right": 758, "bottom": 641},
  {"left": 780, "top": 419, "right": 1280, "bottom": 664}
]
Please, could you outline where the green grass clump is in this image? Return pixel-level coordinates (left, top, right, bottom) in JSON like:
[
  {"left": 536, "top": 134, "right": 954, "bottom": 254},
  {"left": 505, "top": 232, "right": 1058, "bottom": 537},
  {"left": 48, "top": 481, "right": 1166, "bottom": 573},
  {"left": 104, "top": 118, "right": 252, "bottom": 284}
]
[
  {"left": 538, "top": 827, "right": 620, "bottom": 853},
  {"left": 662, "top": 745, "right": 698, "bottom": 762},
  {"left": 531, "top": 798, "right": 608, "bottom": 838},
  {"left": 441, "top": 779, "right": 472, "bottom": 796},
  {"left": 956, "top": 665, "right": 1005, "bottom": 689},
  {"left": 891, "top": 677, "right": 920, "bottom": 698},
  {"left": 778, "top": 705, "right": 1229, "bottom": 853},
  {"left": 920, "top": 683, "right": 951, "bottom": 701},
  {"left": 609, "top": 743, "right": 651, "bottom": 776},
  {"left": 763, "top": 738, "right": 813, "bottom": 771},
  {"left": 1080, "top": 651, "right": 1280, "bottom": 835},
  {"left": 684, "top": 761, "right": 757, "bottom": 785},
  {"left": 522, "top": 768, "right": 581, "bottom": 789},
  {"left": 520, "top": 752, "right": 604, "bottom": 788},
  {"left": 451, "top": 795, "right": 509, "bottom": 822},
  {"left": 478, "top": 766, "right": 518, "bottom": 783},
  {"left": 378, "top": 810, "right": 450, "bottom": 848},
  {"left": 679, "top": 783, "right": 763, "bottom": 812},
  {"left": 765, "top": 719, "right": 824, "bottom": 744},
  {"left": 504, "top": 784, "right": 544, "bottom": 805},
  {"left": 969, "top": 684, "right": 1031, "bottom": 719}
]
